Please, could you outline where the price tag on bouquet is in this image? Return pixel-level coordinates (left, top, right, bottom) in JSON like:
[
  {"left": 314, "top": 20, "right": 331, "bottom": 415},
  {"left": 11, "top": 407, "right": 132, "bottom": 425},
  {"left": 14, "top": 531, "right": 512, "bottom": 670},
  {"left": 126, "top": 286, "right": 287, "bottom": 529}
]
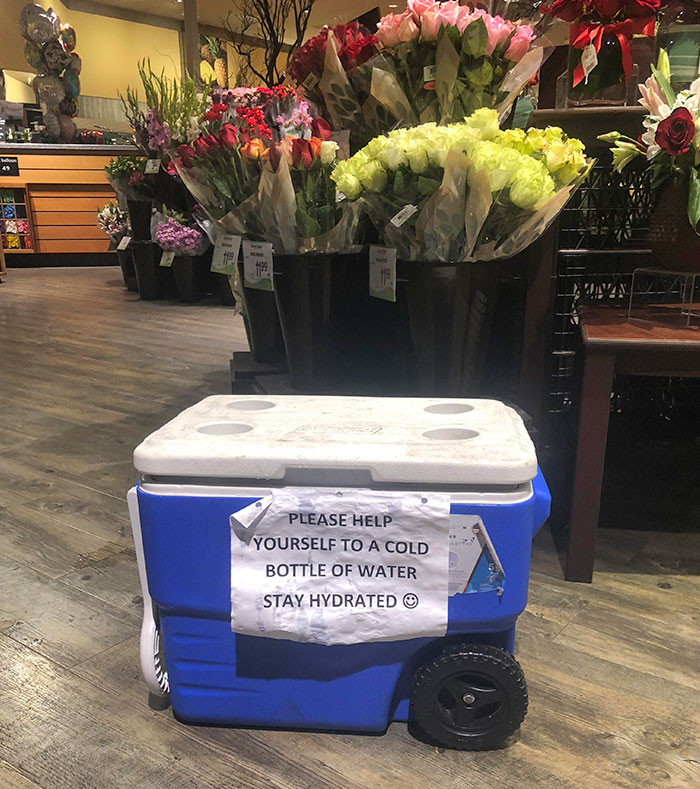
[
  {"left": 145, "top": 159, "right": 161, "bottom": 174},
  {"left": 242, "top": 240, "right": 274, "bottom": 292},
  {"left": 581, "top": 44, "right": 598, "bottom": 80},
  {"left": 211, "top": 233, "right": 241, "bottom": 275},
  {"left": 116, "top": 236, "right": 131, "bottom": 251},
  {"left": 159, "top": 250, "right": 175, "bottom": 268},
  {"left": 369, "top": 246, "right": 396, "bottom": 302}
]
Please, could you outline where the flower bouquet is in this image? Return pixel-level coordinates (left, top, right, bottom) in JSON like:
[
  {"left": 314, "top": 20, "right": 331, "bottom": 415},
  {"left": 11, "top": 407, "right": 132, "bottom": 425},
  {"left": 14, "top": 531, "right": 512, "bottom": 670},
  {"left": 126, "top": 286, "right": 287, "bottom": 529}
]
[
  {"left": 373, "top": 1, "right": 554, "bottom": 126},
  {"left": 98, "top": 201, "right": 137, "bottom": 291},
  {"left": 97, "top": 201, "right": 129, "bottom": 244},
  {"left": 541, "top": 0, "right": 659, "bottom": 105},
  {"left": 214, "top": 84, "right": 316, "bottom": 141},
  {"left": 288, "top": 21, "right": 401, "bottom": 152},
  {"left": 601, "top": 51, "right": 700, "bottom": 269},
  {"left": 105, "top": 156, "right": 157, "bottom": 241},
  {"left": 152, "top": 209, "right": 213, "bottom": 302},
  {"left": 332, "top": 107, "right": 591, "bottom": 263},
  {"left": 331, "top": 107, "right": 591, "bottom": 394}
]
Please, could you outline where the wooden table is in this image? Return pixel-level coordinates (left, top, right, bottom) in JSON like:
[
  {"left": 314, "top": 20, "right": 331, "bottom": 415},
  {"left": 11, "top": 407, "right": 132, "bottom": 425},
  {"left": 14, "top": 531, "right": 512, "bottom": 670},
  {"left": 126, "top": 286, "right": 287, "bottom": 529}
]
[{"left": 568, "top": 305, "right": 700, "bottom": 582}]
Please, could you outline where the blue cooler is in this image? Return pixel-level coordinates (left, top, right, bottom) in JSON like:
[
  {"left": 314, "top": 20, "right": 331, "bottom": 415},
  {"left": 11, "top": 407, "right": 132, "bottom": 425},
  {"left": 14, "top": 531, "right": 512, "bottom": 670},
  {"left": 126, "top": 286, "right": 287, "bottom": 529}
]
[{"left": 129, "top": 395, "right": 550, "bottom": 750}]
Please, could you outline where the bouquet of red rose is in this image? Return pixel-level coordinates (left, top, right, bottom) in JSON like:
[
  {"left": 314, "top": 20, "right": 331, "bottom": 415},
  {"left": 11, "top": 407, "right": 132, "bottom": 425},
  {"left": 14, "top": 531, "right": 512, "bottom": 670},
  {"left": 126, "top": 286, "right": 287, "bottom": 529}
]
[
  {"left": 288, "top": 21, "right": 402, "bottom": 152},
  {"left": 173, "top": 101, "right": 269, "bottom": 237},
  {"left": 257, "top": 124, "right": 363, "bottom": 255},
  {"left": 541, "top": 0, "right": 660, "bottom": 100}
]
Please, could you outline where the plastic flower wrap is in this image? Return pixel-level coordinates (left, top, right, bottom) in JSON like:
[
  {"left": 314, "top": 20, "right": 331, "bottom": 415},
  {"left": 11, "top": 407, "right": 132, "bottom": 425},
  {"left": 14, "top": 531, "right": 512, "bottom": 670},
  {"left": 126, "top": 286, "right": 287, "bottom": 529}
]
[
  {"left": 257, "top": 127, "right": 363, "bottom": 255},
  {"left": 288, "top": 21, "right": 392, "bottom": 151},
  {"left": 332, "top": 107, "right": 591, "bottom": 262},
  {"left": 373, "top": 0, "right": 559, "bottom": 125},
  {"left": 97, "top": 201, "right": 130, "bottom": 242}
]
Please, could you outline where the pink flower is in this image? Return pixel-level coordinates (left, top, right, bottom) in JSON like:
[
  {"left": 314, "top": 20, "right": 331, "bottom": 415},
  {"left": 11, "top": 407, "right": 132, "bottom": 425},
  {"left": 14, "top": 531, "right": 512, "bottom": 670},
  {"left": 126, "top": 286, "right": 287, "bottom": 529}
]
[
  {"left": 484, "top": 15, "right": 515, "bottom": 56},
  {"left": 420, "top": 4, "right": 442, "bottom": 41},
  {"left": 408, "top": 0, "right": 435, "bottom": 19},
  {"left": 504, "top": 24, "right": 535, "bottom": 62},
  {"left": 638, "top": 74, "right": 669, "bottom": 118},
  {"left": 456, "top": 6, "right": 481, "bottom": 34},
  {"left": 436, "top": 0, "right": 461, "bottom": 28},
  {"left": 376, "top": 9, "right": 419, "bottom": 46}
]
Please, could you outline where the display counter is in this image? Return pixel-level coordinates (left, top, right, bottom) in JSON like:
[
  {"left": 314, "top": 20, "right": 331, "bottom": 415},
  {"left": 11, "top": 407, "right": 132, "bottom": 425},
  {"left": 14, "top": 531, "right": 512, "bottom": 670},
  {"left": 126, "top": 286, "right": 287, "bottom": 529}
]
[{"left": 0, "top": 143, "right": 138, "bottom": 257}]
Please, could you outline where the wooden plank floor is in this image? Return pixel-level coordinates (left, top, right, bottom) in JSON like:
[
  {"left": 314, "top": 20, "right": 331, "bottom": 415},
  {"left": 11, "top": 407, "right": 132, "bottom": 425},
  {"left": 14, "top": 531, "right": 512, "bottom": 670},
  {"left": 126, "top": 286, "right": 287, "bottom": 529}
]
[{"left": 1, "top": 267, "right": 698, "bottom": 789}]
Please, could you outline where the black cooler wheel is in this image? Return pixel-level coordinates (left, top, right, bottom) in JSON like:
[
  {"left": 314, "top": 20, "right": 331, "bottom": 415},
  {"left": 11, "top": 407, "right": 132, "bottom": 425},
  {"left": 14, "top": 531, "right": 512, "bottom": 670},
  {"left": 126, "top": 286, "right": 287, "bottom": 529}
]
[{"left": 410, "top": 643, "right": 528, "bottom": 750}]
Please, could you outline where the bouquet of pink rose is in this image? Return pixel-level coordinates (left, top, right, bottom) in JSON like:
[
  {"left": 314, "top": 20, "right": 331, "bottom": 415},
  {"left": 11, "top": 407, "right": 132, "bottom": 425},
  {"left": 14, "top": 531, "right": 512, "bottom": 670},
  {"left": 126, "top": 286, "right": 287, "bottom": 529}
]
[{"left": 374, "top": 0, "right": 557, "bottom": 124}]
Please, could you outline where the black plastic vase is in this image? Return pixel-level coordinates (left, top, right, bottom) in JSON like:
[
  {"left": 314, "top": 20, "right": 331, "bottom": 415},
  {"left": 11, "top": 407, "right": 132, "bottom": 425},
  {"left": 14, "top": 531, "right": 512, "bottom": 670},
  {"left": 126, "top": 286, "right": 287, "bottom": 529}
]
[
  {"left": 237, "top": 259, "right": 286, "bottom": 365},
  {"left": 396, "top": 259, "right": 502, "bottom": 397},
  {"left": 172, "top": 251, "right": 213, "bottom": 303},
  {"left": 116, "top": 248, "right": 138, "bottom": 292},
  {"left": 132, "top": 241, "right": 168, "bottom": 300},
  {"left": 126, "top": 200, "right": 152, "bottom": 242}
]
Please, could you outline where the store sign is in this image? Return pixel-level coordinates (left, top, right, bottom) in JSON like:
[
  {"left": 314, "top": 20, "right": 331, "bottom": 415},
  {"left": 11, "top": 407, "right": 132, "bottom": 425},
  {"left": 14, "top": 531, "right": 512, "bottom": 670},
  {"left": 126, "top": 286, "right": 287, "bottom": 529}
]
[
  {"left": 211, "top": 233, "right": 241, "bottom": 275},
  {"left": 242, "top": 240, "right": 274, "bottom": 291},
  {"left": 229, "top": 488, "right": 451, "bottom": 646},
  {"left": 369, "top": 245, "right": 396, "bottom": 302},
  {"left": 0, "top": 157, "right": 19, "bottom": 177}
]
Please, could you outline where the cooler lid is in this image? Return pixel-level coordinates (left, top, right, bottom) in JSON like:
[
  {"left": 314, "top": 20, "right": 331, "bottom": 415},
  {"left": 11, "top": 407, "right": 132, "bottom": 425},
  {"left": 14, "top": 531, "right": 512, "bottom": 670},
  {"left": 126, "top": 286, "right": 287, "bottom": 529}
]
[{"left": 133, "top": 396, "right": 537, "bottom": 486}]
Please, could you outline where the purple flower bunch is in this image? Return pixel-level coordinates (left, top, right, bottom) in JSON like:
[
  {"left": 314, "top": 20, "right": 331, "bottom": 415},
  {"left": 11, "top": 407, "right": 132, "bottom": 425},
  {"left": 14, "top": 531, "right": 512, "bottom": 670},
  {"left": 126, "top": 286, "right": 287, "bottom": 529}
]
[
  {"left": 155, "top": 216, "right": 204, "bottom": 255},
  {"left": 145, "top": 109, "right": 171, "bottom": 156}
]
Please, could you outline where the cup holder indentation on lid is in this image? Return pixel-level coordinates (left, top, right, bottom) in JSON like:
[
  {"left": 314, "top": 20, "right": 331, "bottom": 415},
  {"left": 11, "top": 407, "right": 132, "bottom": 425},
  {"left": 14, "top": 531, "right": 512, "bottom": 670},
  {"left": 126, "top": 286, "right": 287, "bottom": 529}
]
[
  {"left": 197, "top": 422, "right": 253, "bottom": 435},
  {"left": 230, "top": 400, "right": 276, "bottom": 411},
  {"left": 424, "top": 403, "right": 474, "bottom": 415},
  {"left": 423, "top": 428, "right": 479, "bottom": 441}
]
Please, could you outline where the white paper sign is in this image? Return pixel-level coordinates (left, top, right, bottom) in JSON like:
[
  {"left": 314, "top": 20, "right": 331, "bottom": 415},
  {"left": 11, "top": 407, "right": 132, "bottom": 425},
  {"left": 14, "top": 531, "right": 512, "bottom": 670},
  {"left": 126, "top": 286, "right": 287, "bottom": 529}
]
[
  {"left": 242, "top": 240, "right": 274, "bottom": 291},
  {"left": 159, "top": 250, "right": 175, "bottom": 268},
  {"left": 229, "top": 488, "right": 450, "bottom": 646},
  {"left": 303, "top": 72, "right": 319, "bottom": 91},
  {"left": 211, "top": 233, "right": 241, "bottom": 275},
  {"left": 448, "top": 515, "right": 505, "bottom": 596},
  {"left": 581, "top": 44, "right": 598, "bottom": 79},
  {"left": 423, "top": 64, "right": 436, "bottom": 86},
  {"left": 116, "top": 235, "right": 131, "bottom": 251},
  {"left": 145, "top": 158, "right": 161, "bottom": 174},
  {"left": 369, "top": 245, "right": 397, "bottom": 302}
]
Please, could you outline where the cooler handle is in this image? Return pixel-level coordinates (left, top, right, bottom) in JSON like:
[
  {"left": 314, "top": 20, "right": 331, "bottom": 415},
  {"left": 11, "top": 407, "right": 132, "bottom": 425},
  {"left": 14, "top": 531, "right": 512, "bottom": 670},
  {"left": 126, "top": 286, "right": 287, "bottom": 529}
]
[{"left": 532, "top": 467, "right": 551, "bottom": 537}]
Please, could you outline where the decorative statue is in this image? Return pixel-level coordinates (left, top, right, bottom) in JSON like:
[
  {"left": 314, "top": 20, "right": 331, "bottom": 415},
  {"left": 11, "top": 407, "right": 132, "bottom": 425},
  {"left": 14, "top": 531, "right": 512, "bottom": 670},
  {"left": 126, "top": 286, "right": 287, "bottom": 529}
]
[{"left": 19, "top": 3, "right": 81, "bottom": 143}]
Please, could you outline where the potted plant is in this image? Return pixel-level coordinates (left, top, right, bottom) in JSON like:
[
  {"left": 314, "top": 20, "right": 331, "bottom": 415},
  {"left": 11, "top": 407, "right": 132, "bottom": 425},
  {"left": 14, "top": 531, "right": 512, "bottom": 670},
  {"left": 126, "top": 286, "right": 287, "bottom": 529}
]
[
  {"left": 600, "top": 50, "right": 700, "bottom": 270},
  {"left": 333, "top": 107, "right": 591, "bottom": 395},
  {"left": 97, "top": 201, "right": 135, "bottom": 291}
]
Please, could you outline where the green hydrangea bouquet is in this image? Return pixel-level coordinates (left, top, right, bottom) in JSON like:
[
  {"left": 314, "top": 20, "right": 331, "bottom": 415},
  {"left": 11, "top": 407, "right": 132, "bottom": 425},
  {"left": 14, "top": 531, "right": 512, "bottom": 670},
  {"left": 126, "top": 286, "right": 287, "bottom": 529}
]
[{"left": 331, "top": 108, "right": 591, "bottom": 262}]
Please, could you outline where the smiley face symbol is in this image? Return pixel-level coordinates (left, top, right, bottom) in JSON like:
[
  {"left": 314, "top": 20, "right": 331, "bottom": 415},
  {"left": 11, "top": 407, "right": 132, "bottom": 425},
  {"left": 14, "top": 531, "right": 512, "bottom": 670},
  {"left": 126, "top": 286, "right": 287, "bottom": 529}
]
[{"left": 403, "top": 593, "right": 419, "bottom": 609}]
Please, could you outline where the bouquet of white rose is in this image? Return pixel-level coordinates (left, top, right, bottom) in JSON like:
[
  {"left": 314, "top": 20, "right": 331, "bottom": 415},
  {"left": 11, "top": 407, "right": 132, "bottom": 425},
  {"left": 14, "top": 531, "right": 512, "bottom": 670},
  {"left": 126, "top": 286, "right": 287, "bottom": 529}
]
[{"left": 331, "top": 108, "right": 591, "bottom": 262}]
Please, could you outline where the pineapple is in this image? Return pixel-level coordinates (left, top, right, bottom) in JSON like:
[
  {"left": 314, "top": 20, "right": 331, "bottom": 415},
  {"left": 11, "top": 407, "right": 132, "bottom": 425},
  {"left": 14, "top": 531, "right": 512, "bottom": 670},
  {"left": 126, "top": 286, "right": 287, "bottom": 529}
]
[
  {"left": 205, "top": 36, "right": 228, "bottom": 88},
  {"left": 199, "top": 37, "right": 213, "bottom": 64}
]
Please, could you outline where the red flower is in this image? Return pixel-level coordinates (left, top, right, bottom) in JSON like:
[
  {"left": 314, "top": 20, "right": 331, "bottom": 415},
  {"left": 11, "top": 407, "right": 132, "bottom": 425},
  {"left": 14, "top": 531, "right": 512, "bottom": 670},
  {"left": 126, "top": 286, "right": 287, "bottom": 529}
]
[
  {"left": 339, "top": 33, "right": 378, "bottom": 71},
  {"left": 291, "top": 138, "right": 313, "bottom": 169},
  {"left": 266, "top": 141, "right": 283, "bottom": 170},
  {"left": 593, "top": 0, "right": 625, "bottom": 18},
  {"left": 177, "top": 144, "right": 196, "bottom": 167},
  {"left": 311, "top": 118, "right": 332, "bottom": 141},
  {"left": 218, "top": 122, "right": 239, "bottom": 150},
  {"left": 656, "top": 107, "right": 695, "bottom": 157},
  {"left": 540, "top": 0, "right": 585, "bottom": 22},
  {"left": 626, "top": 0, "right": 660, "bottom": 18}
]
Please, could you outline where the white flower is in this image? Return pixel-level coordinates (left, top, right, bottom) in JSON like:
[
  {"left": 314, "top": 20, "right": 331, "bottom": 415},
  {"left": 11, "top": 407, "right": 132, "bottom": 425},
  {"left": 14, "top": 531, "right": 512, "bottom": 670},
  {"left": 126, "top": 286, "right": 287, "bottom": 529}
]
[{"left": 319, "top": 140, "right": 339, "bottom": 166}]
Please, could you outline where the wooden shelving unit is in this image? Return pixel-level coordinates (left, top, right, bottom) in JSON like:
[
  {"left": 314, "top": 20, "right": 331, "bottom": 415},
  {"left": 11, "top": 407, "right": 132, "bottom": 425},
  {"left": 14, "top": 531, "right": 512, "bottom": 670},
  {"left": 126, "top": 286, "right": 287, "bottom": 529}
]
[{"left": 1, "top": 187, "right": 34, "bottom": 253}]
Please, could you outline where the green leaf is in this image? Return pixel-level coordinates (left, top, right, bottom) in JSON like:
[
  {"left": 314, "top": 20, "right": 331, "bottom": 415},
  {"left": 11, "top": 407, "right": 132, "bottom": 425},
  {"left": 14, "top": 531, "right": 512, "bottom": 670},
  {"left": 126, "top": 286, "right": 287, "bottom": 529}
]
[
  {"left": 651, "top": 65, "right": 676, "bottom": 107},
  {"left": 296, "top": 206, "right": 321, "bottom": 238},
  {"left": 462, "top": 17, "right": 487, "bottom": 59},
  {"left": 417, "top": 176, "right": 441, "bottom": 196},
  {"left": 688, "top": 169, "right": 700, "bottom": 232}
]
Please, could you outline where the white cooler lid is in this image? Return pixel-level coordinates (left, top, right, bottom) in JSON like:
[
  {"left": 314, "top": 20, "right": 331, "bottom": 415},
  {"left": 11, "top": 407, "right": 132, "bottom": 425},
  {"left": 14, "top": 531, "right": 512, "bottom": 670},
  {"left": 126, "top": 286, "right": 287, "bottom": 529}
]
[{"left": 134, "top": 396, "right": 537, "bottom": 486}]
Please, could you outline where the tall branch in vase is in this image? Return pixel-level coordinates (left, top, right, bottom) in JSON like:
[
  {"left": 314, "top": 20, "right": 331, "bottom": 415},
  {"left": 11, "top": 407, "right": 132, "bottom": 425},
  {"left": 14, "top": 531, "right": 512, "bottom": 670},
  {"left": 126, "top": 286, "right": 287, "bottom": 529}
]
[{"left": 224, "top": 0, "right": 316, "bottom": 87}]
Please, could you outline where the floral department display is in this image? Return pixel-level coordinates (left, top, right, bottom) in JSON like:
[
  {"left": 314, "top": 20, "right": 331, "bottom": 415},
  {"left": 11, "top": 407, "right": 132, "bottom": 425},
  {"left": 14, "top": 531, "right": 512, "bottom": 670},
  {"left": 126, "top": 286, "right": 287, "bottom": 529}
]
[
  {"left": 97, "top": 202, "right": 130, "bottom": 244},
  {"left": 601, "top": 49, "right": 700, "bottom": 269}
]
